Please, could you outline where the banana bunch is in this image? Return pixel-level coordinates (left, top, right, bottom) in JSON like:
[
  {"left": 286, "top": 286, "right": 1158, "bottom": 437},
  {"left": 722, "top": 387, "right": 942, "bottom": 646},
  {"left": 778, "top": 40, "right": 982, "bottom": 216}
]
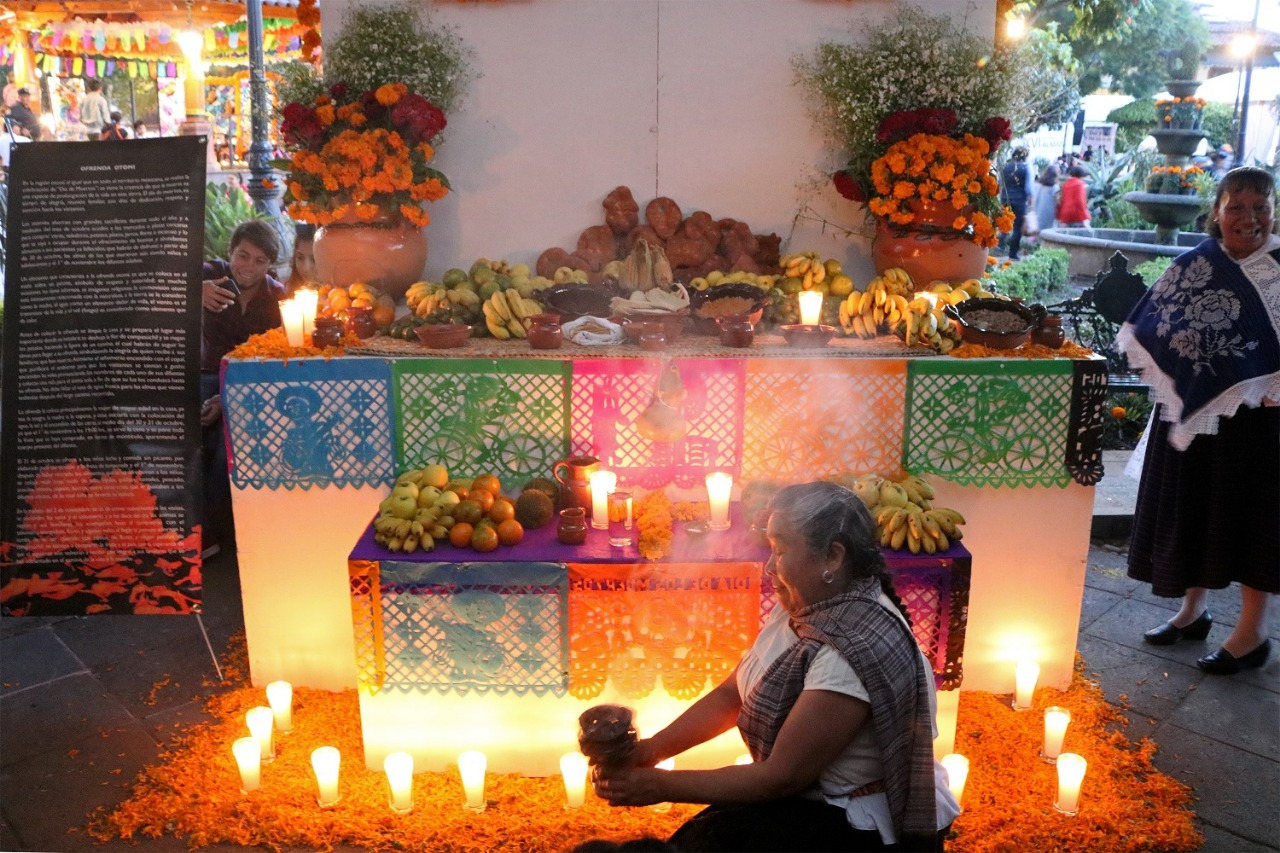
[
  {"left": 780, "top": 251, "right": 827, "bottom": 291},
  {"left": 374, "top": 466, "right": 462, "bottom": 554},
  {"left": 406, "top": 280, "right": 483, "bottom": 318},
  {"left": 482, "top": 288, "right": 545, "bottom": 340},
  {"left": 859, "top": 472, "right": 967, "bottom": 554},
  {"left": 838, "top": 268, "right": 914, "bottom": 338}
]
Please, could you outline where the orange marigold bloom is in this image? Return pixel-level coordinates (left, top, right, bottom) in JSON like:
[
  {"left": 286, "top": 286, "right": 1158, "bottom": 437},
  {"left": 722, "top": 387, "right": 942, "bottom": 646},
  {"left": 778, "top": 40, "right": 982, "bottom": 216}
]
[
  {"left": 893, "top": 181, "right": 916, "bottom": 199},
  {"left": 375, "top": 84, "right": 402, "bottom": 107}
]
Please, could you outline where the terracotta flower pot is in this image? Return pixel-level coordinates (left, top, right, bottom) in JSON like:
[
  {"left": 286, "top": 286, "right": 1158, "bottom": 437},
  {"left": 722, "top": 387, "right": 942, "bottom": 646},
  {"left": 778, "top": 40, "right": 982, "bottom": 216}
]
[
  {"left": 313, "top": 212, "right": 428, "bottom": 302},
  {"left": 871, "top": 200, "right": 988, "bottom": 289}
]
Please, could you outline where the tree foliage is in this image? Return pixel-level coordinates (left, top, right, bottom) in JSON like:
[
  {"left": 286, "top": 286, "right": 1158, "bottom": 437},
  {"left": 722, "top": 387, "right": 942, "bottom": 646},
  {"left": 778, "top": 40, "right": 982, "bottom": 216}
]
[
  {"left": 1010, "top": 23, "right": 1082, "bottom": 130},
  {"left": 1017, "top": 0, "right": 1209, "bottom": 97}
]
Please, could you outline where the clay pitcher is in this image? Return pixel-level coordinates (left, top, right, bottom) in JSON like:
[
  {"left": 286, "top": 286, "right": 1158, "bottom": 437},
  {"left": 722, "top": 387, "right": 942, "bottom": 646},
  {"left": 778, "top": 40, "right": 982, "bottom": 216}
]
[{"left": 553, "top": 455, "right": 599, "bottom": 511}]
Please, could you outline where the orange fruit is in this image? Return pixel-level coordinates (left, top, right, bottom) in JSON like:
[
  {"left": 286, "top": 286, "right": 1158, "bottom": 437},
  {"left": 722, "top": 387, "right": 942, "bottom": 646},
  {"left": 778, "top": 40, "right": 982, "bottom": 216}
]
[
  {"left": 488, "top": 498, "right": 516, "bottom": 524},
  {"left": 449, "top": 522, "right": 474, "bottom": 548},
  {"left": 453, "top": 499, "right": 484, "bottom": 525},
  {"left": 471, "top": 525, "right": 499, "bottom": 552},
  {"left": 447, "top": 482, "right": 471, "bottom": 500},
  {"left": 471, "top": 488, "right": 495, "bottom": 513},
  {"left": 496, "top": 518, "right": 524, "bottom": 546},
  {"left": 472, "top": 473, "right": 502, "bottom": 496}
]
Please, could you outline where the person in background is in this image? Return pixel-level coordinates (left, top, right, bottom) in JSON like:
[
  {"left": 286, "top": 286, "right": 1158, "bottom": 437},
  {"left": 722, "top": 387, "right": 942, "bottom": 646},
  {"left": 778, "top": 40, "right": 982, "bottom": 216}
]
[
  {"left": 133, "top": 121, "right": 152, "bottom": 138},
  {"left": 1056, "top": 165, "right": 1090, "bottom": 228},
  {"left": 99, "top": 110, "right": 128, "bottom": 140},
  {"left": 80, "top": 78, "right": 111, "bottom": 139},
  {"left": 1082, "top": 145, "right": 1094, "bottom": 162},
  {"left": 199, "top": 220, "right": 287, "bottom": 555},
  {"left": 594, "top": 481, "right": 959, "bottom": 852},
  {"left": 998, "top": 146, "right": 1031, "bottom": 260},
  {"left": 285, "top": 222, "right": 317, "bottom": 293},
  {"left": 1033, "top": 160, "right": 1060, "bottom": 232},
  {"left": 8, "top": 88, "right": 40, "bottom": 140},
  {"left": 1208, "top": 150, "right": 1229, "bottom": 180},
  {"left": 1117, "top": 166, "right": 1279, "bottom": 675},
  {"left": 2, "top": 73, "right": 18, "bottom": 108}
]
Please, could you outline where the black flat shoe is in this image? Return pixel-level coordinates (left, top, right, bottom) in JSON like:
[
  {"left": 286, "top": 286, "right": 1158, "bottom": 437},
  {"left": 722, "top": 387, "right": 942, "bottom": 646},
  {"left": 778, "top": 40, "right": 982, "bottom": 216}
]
[
  {"left": 1143, "top": 611, "right": 1212, "bottom": 646},
  {"left": 1197, "top": 640, "right": 1271, "bottom": 675}
]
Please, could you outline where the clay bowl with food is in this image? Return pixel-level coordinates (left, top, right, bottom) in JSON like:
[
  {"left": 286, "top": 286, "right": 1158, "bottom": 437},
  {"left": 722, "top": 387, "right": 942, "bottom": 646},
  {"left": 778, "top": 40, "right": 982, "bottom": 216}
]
[
  {"left": 414, "top": 322, "right": 473, "bottom": 349},
  {"left": 541, "top": 283, "right": 616, "bottom": 321},
  {"left": 779, "top": 324, "right": 837, "bottom": 348},
  {"left": 614, "top": 312, "right": 688, "bottom": 343},
  {"left": 944, "top": 298, "right": 1038, "bottom": 349},
  {"left": 689, "top": 283, "right": 767, "bottom": 334}
]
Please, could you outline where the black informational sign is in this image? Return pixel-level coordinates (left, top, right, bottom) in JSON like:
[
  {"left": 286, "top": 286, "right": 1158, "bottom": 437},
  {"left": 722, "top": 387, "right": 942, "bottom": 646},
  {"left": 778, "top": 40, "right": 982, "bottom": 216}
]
[{"left": 0, "top": 137, "right": 206, "bottom": 616}]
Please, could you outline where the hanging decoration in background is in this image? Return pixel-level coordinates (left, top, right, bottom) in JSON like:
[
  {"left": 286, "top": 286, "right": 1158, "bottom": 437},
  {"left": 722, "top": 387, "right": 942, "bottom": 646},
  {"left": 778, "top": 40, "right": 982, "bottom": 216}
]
[
  {"left": 297, "top": 0, "right": 322, "bottom": 63},
  {"left": 31, "top": 18, "right": 307, "bottom": 66}
]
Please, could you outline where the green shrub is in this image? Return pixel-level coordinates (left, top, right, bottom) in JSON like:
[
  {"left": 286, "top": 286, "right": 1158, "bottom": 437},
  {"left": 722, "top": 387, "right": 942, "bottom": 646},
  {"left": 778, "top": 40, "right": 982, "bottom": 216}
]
[
  {"left": 1102, "top": 390, "right": 1153, "bottom": 450},
  {"left": 1133, "top": 257, "right": 1172, "bottom": 285},
  {"left": 1107, "top": 100, "right": 1157, "bottom": 151},
  {"left": 205, "top": 182, "right": 271, "bottom": 261},
  {"left": 988, "top": 248, "right": 1069, "bottom": 302}
]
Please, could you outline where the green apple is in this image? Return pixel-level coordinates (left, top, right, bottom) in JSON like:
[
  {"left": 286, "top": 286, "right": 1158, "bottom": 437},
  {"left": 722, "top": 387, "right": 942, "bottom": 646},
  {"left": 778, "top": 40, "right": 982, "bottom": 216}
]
[
  {"left": 416, "top": 485, "right": 443, "bottom": 507},
  {"left": 388, "top": 492, "right": 419, "bottom": 520},
  {"left": 392, "top": 482, "right": 419, "bottom": 501},
  {"left": 435, "top": 490, "right": 461, "bottom": 509}
]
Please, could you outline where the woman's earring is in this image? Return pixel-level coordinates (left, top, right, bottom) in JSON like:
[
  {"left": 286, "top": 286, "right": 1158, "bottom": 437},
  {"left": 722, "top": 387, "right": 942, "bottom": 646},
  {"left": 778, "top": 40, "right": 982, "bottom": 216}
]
[{"left": 821, "top": 569, "right": 835, "bottom": 585}]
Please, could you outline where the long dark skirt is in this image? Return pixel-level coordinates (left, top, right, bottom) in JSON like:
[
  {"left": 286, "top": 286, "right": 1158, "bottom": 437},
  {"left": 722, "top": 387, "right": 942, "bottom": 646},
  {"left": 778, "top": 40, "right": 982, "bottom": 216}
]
[
  {"left": 667, "top": 798, "right": 947, "bottom": 852},
  {"left": 1128, "top": 404, "right": 1280, "bottom": 597}
]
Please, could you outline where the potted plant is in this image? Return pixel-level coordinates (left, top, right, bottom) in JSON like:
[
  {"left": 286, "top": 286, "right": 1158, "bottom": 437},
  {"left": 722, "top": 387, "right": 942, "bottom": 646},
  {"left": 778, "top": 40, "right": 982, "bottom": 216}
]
[
  {"left": 795, "top": 7, "right": 1025, "bottom": 286},
  {"left": 274, "top": 0, "right": 475, "bottom": 299}
]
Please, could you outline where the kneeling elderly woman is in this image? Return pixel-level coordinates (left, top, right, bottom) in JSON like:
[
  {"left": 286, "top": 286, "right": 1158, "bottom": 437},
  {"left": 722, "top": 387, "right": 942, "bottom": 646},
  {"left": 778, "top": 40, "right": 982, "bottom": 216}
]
[{"left": 594, "top": 481, "right": 959, "bottom": 851}]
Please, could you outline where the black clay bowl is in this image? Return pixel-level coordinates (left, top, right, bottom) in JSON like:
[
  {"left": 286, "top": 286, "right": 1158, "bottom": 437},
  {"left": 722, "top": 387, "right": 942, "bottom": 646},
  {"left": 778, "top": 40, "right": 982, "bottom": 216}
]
[
  {"left": 541, "top": 284, "right": 616, "bottom": 321},
  {"left": 945, "top": 298, "right": 1037, "bottom": 349}
]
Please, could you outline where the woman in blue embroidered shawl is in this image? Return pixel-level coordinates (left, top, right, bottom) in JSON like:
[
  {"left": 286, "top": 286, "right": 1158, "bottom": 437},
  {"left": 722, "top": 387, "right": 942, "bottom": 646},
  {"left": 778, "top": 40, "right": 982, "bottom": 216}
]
[
  {"left": 594, "top": 482, "right": 959, "bottom": 851},
  {"left": 1117, "top": 166, "right": 1279, "bottom": 675}
]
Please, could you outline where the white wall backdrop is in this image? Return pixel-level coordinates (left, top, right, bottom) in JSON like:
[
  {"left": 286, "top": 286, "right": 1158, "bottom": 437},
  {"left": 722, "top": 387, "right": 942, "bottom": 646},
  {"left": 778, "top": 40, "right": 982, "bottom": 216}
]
[{"left": 319, "top": 0, "right": 998, "bottom": 284}]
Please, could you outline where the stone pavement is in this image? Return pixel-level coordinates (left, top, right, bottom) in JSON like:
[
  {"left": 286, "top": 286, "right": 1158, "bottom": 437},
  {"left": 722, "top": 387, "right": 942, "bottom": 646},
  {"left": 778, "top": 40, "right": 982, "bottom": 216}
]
[{"left": 1, "top": 460, "right": 1277, "bottom": 852}]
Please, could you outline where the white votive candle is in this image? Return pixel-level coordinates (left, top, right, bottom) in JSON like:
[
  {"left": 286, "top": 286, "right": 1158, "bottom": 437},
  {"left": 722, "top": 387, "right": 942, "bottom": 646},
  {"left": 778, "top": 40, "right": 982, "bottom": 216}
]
[
  {"left": 1055, "top": 753, "right": 1087, "bottom": 815},
  {"left": 798, "top": 289, "right": 824, "bottom": 326},
  {"left": 280, "top": 298, "right": 304, "bottom": 347},
  {"left": 589, "top": 470, "right": 616, "bottom": 530},
  {"left": 735, "top": 754, "right": 754, "bottom": 765},
  {"left": 652, "top": 758, "right": 675, "bottom": 812},
  {"left": 941, "top": 753, "right": 969, "bottom": 804},
  {"left": 311, "top": 746, "right": 341, "bottom": 807},
  {"left": 1043, "top": 707, "right": 1071, "bottom": 762},
  {"left": 384, "top": 751, "right": 414, "bottom": 813},
  {"left": 705, "top": 471, "right": 733, "bottom": 531},
  {"left": 293, "top": 288, "right": 318, "bottom": 340},
  {"left": 459, "top": 750, "right": 487, "bottom": 812},
  {"left": 245, "top": 706, "right": 274, "bottom": 762},
  {"left": 1014, "top": 660, "right": 1040, "bottom": 710},
  {"left": 560, "top": 751, "right": 589, "bottom": 809},
  {"left": 265, "top": 681, "right": 292, "bottom": 733},
  {"left": 232, "top": 736, "right": 261, "bottom": 793}
]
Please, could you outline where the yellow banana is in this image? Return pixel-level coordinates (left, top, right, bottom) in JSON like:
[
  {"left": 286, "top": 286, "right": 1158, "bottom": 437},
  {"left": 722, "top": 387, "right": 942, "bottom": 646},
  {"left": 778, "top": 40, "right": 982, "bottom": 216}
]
[
  {"left": 506, "top": 288, "right": 526, "bottom": 320},
  {"left": 906, "top": 530, "right": 922, "bottom": 554},
  {"left": 905, "top": 506, "right": 925, "bottom": 540},
  {"left": 523, "top": 298, "right": 542, "bottom": 316},
  {"left": 811, "top": 262, "right": 826, "bottom": 284},
  {"left": 935, "top": 530, "right": 950, "bottom": 551},
  {"left": 890, "top": 524, "right": 909, "bottom": 550},
  {"left": 921, "top": 533, "right": 937, "bottom": 554},
  {"left": 876, "top": 505, "right": 900, "bottom": 526},
  {"left": 880, "top": 482, "right": 910, "bottom": 508},
  {"left": 402, "top": 535, "right": 419, "bottom": 554},
  {"left": 489, "top": 292, "right": 510, "bottom": 322},
  {"left": 508, "top": 317, "right": 528, "bottom": 339},
  {"left": 887, "top": 507, "right": 910, "bottom": 533},
  {"left": 921, "top": 511, "right": 942, "bottom": 541},
  {"left": 488, "top": 318, "right": 511, "bottom": 339},
  {"left": 880, "top": 524, "right": 895, "bottom": 547}
]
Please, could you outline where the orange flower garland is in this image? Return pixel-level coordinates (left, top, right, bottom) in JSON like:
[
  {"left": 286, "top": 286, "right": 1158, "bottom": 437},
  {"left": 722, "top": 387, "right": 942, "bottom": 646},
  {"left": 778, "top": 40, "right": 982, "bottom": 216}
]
[
  {"left": 867, "top": 132, "right": 1014, "bottom": 248},
  {"left": 296, "top": 0, "right": 321, "bottom": 62}
]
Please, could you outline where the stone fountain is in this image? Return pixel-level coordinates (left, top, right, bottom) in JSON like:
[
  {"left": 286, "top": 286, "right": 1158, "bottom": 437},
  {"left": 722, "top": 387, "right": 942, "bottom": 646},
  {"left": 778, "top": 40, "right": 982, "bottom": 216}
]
[{"left": 1121, "top": 79, "right": 1207, "bottom": 245}]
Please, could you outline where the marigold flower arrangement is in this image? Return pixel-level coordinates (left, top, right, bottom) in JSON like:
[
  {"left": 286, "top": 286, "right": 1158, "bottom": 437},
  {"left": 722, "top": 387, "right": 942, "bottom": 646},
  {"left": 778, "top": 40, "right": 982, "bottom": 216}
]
[
  {"left": 796, "top": 6, "right": 1029, "bottom": 247},
  {"left": 279, "top": 82, "right": 450, "bottom": 228}
]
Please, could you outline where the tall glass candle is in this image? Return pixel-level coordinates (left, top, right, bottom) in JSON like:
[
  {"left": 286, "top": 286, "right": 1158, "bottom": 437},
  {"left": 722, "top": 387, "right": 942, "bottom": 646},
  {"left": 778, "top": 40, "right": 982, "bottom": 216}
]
[
  {"left": 705, "top": 472, "right": 733, "bottom": 531},
  {"left": 384, "top": 751, "right": 414, "bottom": 813},
  {"left": 280, "top": 299, "right": 304, "bottom": 347},
  {"left": 1055, "top": 753, "right": 1087, "bottom": 815},
  {"left": 1014, "top": 660, "right": 1039, "bottom": 710},
  {"left": 245, "top": 706, "right": 275, "bottom": 762},
  {"left": 941, "top": 753, "right": 969, "bottom": 804},
  {"left": 232, "top": 736, "right": 261, "bottom": 793},
  {"left": 265, "top": 680, "right": 292, "bottom": 733},
  {"left": 293, "top": 288, "right": 318, "bottom": 340},
  {"left": 560, "top": 751, "right": 589, "bottom": 809},
  {"left": 798, "top": 290, "right": 824, "bottom": 326},
  {"left": 589, "top": 471, "right": 616, "bottom": 530},
  {"left": 311, "top": 746, "right": 341, "bottom": 807},
  {"left": 459, "top": 750, "right": 487, "bottom": 812},
  {"left": 1042, "top": 707, "right": 1071, "bottom": 762}
]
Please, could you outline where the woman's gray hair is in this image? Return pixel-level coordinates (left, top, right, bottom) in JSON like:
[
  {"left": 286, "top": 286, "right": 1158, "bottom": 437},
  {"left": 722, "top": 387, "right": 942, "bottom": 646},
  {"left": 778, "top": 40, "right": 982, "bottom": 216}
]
[
  {"left": 768, "top": 481, "right": 912, "bottom": 624},
  {"left": 1206, "top": 166, "right": 1276, "bottom": 239}
]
